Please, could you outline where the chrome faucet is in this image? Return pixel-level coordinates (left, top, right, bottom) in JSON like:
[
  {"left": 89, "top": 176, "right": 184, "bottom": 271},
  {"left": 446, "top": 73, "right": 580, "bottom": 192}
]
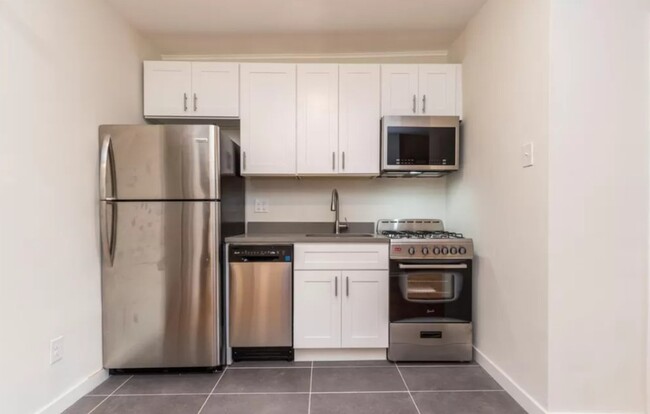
[{"left": 330, "top": 189, "right": 349, "bottom": 234}]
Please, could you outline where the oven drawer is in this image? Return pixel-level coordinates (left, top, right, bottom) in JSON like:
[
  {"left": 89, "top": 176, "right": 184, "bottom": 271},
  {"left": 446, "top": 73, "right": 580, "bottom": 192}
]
[
  {"left": 388, "top": 322, "right": 472, "bottom": 362},
  {"left": 294, "top": 243, "right": 389, "bottom": 270}
]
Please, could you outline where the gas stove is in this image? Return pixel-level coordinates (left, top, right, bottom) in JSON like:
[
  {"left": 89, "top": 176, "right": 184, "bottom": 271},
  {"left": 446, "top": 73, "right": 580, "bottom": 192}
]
[{"left": 376, "top": 219, "right": 474, "bottom": 260}]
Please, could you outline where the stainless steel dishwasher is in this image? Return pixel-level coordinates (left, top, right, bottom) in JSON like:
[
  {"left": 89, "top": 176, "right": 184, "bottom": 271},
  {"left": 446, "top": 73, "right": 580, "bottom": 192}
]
[{"left": 228, "top": 245, "right": 293, "bottom": 361}]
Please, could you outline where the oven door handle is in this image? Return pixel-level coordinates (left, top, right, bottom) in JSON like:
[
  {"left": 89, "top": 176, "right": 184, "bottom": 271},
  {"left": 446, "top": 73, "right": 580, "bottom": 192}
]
[{"left": 398, "top": 263, "right": 467, "bottom": 270}]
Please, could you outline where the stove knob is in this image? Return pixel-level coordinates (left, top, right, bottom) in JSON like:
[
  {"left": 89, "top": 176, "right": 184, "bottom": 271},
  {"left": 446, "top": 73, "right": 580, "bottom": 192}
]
[
  {"left": 450, "top": 247, "right": 458, "bottom": 255},
  {"left": 408, "top": 247, "right": 416, "bottom": 255},
  {"left": 459, "top": 247, "right": 467, "bottom": 255},
  {"left": 422, "top": 247, "right": 429, "bottom": 255},
  {"left": 433, "top": 247, "right": 441, "bottom": 255},
  {"left": 441, "top": 247, "right": 449, "bottom": 255}
]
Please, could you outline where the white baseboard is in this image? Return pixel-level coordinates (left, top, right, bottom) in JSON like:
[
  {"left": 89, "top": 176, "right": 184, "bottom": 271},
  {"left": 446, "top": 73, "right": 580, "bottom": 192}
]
[
  {"left": 295, "top": 348, "right": 387, "bottom": 362},
  {"left": 473, "top": 347, "right": 547, "bottom": 414},
  {"left": 35, "top": 368, "right": 108, "bottom": 414}
]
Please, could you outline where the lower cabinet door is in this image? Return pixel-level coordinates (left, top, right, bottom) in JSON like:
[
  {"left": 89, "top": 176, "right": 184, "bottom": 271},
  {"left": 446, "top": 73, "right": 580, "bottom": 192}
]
[
  {"left": 294, "top": 270, "right": 342, "bottom": 348},
  {"left": 341, "top": 270, "right": 389, "bottom": 348}
]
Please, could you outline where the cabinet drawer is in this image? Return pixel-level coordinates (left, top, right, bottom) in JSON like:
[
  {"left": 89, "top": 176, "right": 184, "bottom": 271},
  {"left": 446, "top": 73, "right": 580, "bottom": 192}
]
[{"left": 294, "top": 243, "right": 388, "bottom": 270}]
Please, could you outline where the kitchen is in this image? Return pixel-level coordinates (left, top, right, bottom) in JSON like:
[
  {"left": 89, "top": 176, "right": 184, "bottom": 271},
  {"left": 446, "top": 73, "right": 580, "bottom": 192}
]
[{"left": 1, "top": 1, "right": 648, "bottom": 414}]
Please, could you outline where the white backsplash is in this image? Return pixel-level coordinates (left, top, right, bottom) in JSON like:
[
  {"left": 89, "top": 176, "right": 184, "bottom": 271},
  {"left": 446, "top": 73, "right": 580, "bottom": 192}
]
[{"left": 245, "top": 176, "right": 447, "bottom": 225}]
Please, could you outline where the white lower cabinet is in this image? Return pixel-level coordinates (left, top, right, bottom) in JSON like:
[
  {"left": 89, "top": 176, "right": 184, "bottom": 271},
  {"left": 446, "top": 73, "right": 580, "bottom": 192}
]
[
  {"left": 294, "top": 271, "right": 341, "bottom": 348},
  {"left": 294, "top": 243, "right": 389, "bottom": 350},
  {"left": 341, "top": 271, "right": 389, "bottom": 348}
]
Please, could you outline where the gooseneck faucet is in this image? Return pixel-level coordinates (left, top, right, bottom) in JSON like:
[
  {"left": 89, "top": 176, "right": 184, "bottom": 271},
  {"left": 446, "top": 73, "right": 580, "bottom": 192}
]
[{"left": 330, "top": 189, "right": 349, "bottom": 234}]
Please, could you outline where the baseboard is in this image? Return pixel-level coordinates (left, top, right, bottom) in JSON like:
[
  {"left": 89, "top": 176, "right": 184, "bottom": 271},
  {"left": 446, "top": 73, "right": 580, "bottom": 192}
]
[
  {"left": 295, "top": 348, "right": 387, "bottom": 362},
  {"left": 473, "top": 347, "right": 547, "bottom": 414},
  {"left": 35, "top": 368, "right": 108, "bottom": 414}
]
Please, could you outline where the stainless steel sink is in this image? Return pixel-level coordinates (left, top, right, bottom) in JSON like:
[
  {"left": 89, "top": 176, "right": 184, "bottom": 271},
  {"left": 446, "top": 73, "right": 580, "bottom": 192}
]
[{"left": 305, "top": 233, "right": 375, "bottom": 238}]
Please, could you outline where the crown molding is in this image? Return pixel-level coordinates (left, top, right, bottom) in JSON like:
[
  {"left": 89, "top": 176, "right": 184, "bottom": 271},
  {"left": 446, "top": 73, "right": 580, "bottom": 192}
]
[{"left": 161, "top": 50, "right": 448, "bottom": 61}]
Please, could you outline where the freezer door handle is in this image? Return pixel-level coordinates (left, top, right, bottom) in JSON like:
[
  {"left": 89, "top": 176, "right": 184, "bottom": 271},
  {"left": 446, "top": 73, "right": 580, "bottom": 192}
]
[{"left": 99, "top": 134, "right": 116, "bottom": 200}]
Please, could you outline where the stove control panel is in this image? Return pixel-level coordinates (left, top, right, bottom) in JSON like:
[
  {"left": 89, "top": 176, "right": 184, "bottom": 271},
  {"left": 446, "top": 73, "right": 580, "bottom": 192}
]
[{"left": 390, "top": 241, "right": 473, "bottom": 260}]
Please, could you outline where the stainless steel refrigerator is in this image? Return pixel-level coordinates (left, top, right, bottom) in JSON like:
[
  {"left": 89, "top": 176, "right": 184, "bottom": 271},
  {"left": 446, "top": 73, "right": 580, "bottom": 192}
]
[{"left": 99, "top": 124, "right": 244, "bottom": 370}]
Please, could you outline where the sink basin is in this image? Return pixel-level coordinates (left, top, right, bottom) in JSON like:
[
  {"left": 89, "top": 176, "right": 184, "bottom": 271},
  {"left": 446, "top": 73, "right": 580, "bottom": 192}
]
[{"left": 305, "top": 233, "right": 375, "bottom": 238}]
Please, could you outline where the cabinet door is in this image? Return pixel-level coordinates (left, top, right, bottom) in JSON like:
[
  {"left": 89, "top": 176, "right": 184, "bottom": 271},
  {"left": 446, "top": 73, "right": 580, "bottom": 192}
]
[
  {"left": 191, "top": 62, "right": 239, "bottom": 117},
  {"left": 240, "top": 64, "right": 297, "bottom": 175},
  {"left": 144, "top": 61, "right": 192, "bottom": 117},
  {"left": 339, "top": 65, "right": 381, "bottom": 176},
  {"left": 294, "top": 271, "right": 342, "bottom": 349},
  {"left": 297, "top": 64, "right": 339, "bottom": 175},
  {"left": 341, "top": 271, "right": 389, "bottom": 348},
  {"left": 418, "top": 64, "right": 458, "bottom": 116},
  {"left": 381, "top": 64, "right": 419, "bottom": 116}
]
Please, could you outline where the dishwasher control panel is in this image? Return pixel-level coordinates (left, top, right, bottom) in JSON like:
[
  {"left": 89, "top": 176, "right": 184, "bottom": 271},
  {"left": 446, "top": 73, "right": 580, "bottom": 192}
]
[{"left": 229, "top": 245, "right": 293, "bottom": 262}]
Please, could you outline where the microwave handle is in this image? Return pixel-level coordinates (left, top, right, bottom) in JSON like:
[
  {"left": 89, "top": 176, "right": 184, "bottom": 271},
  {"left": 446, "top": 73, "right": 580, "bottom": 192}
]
[{"left": 398, "top": 263, "right": 467, "bottom": 270}]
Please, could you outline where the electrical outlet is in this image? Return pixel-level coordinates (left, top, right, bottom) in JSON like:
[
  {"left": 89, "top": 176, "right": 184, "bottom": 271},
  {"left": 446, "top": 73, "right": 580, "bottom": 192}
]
[
  {"left": 50, "top": 336, "right": 64, "bottom": 365},
  {"left": 254, "top": 199, "right": 269, "bottom": 213},
  {"left": 521, "top": 142, "right": 534, "bottom": 168}
]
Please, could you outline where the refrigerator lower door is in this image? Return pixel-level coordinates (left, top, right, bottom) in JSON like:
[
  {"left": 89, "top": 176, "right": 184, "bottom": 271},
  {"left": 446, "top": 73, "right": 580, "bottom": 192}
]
[{"left": 101, "top": 200, "right": 221, "bottom": 369}]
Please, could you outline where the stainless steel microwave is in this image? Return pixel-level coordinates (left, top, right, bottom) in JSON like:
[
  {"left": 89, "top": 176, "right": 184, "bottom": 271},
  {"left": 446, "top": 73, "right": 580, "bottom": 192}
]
[{"left": 381, "top": 116, "right": 460, "bottom": 176}]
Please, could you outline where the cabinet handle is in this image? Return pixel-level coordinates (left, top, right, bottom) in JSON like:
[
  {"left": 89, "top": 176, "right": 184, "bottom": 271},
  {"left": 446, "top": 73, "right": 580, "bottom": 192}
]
[
  {"left": 346, "top": 276, "right": 349, "bottom": 297},
  {"left": 412, "top": 94, "right": 416, "bottom": 113},
  {"left": 243, "top": 151, "right": 246, "bottom": 171},
  {"left": 422, "top": 94, "right": 426, "bottom": 113},
  {"left": 193, "top": 93, "right": 198, "bottom": 111},
  {"left": 335, "top": 276, "right": 338, "bottom": 297},
  {"left": 332, "top": 152, "right": 336, "bottom": 171},
  {"left": 342, "top": 152, "right": 345, "bottom": 170},
  {"left": 183, "top": 93, "right": 188, "bottom": 112}
]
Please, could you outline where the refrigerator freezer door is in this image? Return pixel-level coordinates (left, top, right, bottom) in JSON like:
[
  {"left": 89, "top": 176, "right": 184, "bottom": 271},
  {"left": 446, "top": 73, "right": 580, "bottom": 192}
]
[
  {"left": 99, "top": 125, "right": 219, "bottom": 201},
  {"left": 101, "top": 200, "right": 220, "bottom": 369}
]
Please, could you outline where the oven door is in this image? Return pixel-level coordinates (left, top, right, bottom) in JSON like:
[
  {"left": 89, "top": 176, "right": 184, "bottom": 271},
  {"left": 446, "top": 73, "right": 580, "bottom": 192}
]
[
  {"left": 389, "top": 261, "right": 472, "bottom": 323},
  {"left": 381, "top": 116, "right": 459, "bottom": 172}
]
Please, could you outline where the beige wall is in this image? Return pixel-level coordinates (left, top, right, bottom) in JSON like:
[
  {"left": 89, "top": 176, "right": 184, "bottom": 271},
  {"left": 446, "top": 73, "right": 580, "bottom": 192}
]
[
  {"left": 0, "top": 1, "right": 157, "bottom": 413},
  {"left": 446, "top": 0, "right": 550, "bottom": 411},
  {"left": 246, "top": 177, "right": 447, "bottom": 224},
  {"left": 547, "top": 0, "right": 649, "bottom": 412}
]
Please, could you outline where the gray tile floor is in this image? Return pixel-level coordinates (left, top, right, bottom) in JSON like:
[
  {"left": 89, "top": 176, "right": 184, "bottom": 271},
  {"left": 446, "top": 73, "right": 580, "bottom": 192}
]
[{"left": 64, "top": 361, "right": 526, "bottom": 414}]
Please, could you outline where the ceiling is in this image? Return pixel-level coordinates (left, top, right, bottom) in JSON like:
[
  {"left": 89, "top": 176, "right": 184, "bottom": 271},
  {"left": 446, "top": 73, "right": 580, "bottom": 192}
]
[{"left": 105, "top": 0, "right": 487, "bottom": 54}]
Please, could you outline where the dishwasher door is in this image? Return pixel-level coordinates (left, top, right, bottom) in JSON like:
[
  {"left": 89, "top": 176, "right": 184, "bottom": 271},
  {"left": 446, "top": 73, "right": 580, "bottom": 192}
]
[{"left": 229, "top": 261, "right": 292, "bottom": 347}]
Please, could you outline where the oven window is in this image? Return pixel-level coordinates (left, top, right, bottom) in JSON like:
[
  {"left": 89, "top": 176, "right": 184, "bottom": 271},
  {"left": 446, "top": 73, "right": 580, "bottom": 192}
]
[
  {"left": 400, "top": 273, "right": 455, "bottom": 301},
  {"left": 386, "top": 126, "right": 456, "bottom": 166}
]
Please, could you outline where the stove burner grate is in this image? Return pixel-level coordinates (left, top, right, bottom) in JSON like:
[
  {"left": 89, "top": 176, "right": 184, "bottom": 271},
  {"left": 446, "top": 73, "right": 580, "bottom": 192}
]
[{"left": 381, "top": 230, "right": 465, "bottom": 239}]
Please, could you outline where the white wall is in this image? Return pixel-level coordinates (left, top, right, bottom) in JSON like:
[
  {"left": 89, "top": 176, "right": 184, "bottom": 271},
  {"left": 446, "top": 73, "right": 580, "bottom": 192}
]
[
  {"left": 0, "top": 1, "right": 156, "bottom": 413},
  {"left": 446, "top": 0, "right": 550, "bottom": 410},
  {"left": 547, "top": 1, "right": 649, "bottom": 412},
  {"left": 246, "top": 177, "right": 447, "bottom": 224}
]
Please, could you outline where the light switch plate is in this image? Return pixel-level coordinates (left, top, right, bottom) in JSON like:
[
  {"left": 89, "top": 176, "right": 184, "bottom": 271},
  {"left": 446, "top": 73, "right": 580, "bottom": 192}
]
[
  {"left": 254, "top": 199, "right": 269, "bottom": 213},
  {"left": 521, "top": 142, "right": 534, "bottom": 168}
]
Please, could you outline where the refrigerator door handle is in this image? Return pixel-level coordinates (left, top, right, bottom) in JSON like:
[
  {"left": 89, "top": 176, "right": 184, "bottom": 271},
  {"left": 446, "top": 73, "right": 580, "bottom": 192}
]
[
  {"left": 100, "top": 201, "right": 117, "bottom": 266},
  {"left": 99, "top": 134, "right": 116, "bottom": 200}
]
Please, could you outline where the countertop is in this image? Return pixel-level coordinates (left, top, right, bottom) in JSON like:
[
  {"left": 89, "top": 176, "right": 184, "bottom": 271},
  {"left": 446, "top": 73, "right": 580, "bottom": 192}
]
[{"left": 225, "top": 233, "right": 389, "bottom": 244}]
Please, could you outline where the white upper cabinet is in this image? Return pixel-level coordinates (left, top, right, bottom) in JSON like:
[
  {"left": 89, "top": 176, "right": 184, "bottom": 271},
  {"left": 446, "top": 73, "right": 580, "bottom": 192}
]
[
  {"left": 381, "top": 65, "right": 419, "bottom": 115},
  {"left": 339, "top": 64, "right": 381, "bottom": 176},
  {"left": 144, "top": 61, "right": 192, "bottom": 117},
  {"left": 240, "top": 63, "right": 297, "bottom": 175},
  {"left": 144, "top": 61, "right": 239, "bottom": 118},
  {"left": 381, "top": 64, "right": 462, "bottom": 117},
  {"left": 419, "top": 64, "right": 460, "bottom": 116},
  {"left": 297, "top": 64, "right": 339, "bottom": 175},
  {"left": 191, "top": 62, "right": 239, "bottom": 117},
  {"left": 341, "top": 270, "right": 389, "bottom": 348}
]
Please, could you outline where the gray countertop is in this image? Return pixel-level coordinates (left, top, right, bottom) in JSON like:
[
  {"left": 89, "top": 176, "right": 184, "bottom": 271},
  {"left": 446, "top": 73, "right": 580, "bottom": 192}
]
[
  {"left": 225, "top": 221, "right": 389, "bottom": 244},
  {"left": 225, "top": 233, "right": 389, "bottom": 244}
]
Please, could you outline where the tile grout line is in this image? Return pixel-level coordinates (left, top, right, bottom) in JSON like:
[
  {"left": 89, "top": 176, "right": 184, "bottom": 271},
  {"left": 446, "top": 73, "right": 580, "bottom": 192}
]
[
  {"left": 87, "top": 375, "right": 133, "bottom": 414},
  {"left": 227, "top": 364, "right": 476, "bottom": 370},
  {"left": 395, "top": 365, "right": 422, "bottom": 414},
  {"left": 86, "top": 389, "right": 507, "bottom": 397},
  {"left": 307, "top": 361, "right": 314, "bottom": 414},
  {"left": 197, "top": 367, "right": 228, "bottom": 414}
]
